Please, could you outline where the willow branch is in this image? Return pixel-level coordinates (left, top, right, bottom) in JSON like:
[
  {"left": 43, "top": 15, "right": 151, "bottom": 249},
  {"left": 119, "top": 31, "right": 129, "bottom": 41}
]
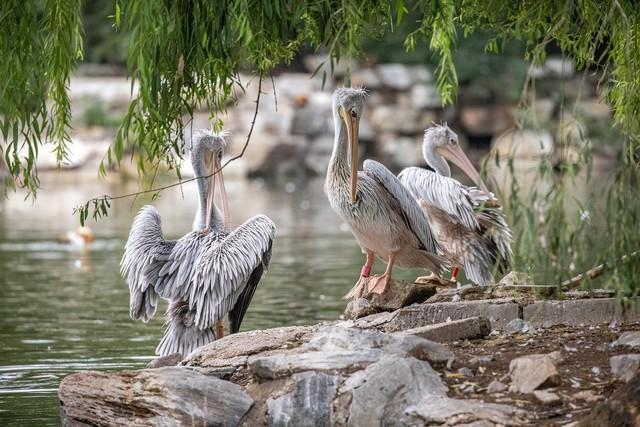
[
  {"left": 77, "top": 73, "right": 264, "bottom": 210},
  {"left": 561, "top": 250, "right": 640, "bottom": 291}
]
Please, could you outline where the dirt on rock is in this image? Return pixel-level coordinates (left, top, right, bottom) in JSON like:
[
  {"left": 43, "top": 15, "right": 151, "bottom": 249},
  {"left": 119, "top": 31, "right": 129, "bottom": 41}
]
[{"left": 443, "top": 322, "right": 640, "bottom": 426}]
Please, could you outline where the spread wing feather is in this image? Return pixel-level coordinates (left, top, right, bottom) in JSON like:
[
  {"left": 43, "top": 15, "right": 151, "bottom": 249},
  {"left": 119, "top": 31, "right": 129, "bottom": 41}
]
[
  {"left": 188, "top": 215, "right": 276, "bottom": 330},
  {"left": 398, "top": 167, "right": 479, "bottom": 230},
  {"left": 120, "top": 206, "right": 176, "bottom": 322}
]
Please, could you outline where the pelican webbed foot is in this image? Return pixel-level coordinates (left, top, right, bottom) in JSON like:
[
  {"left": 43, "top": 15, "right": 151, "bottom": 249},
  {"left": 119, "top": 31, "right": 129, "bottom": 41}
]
[
  {"left": 368, "top": 273, "right": 390, "bottom": 295},
  {"left": 343, "top": 276, "right": 369, "bottom": 299},
  {"left": 415, "top": 272, "right": 456, "bottom": 287}
]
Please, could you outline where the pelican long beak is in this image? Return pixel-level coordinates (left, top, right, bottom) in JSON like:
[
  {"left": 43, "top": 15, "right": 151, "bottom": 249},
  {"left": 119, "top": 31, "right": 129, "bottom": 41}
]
[
  {"left": 204, "top": 154, "right": 230, "bottom": 233},
  {"left": 439, "top": 144, "right": 490, "bottom": 194},
  {"left": 215, "top": 156, "right": 230, "bottom": 229},
  {"left": 205, "top": 152, "right": 216, "bottom": 233},
  {"left": 339, "top": 107, "right": 360, "bottom": 203}
]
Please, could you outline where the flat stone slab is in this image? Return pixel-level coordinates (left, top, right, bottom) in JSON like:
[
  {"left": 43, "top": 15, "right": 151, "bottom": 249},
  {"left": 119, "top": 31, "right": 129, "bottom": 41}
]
[
  {"left": 307, "top": 326, "right": 454, "bottom": 367},
  {"left": 403, "top": 395, "right": 528, "bottom": 426},
  {"left": 383, "top": 299, "right": 520, "bottom": 332},
  {"left": 393, "top": 316, "right": 491, "bottom": 343},
  {"left": 248, "top": 350, "right": 382, "bottom": 379},
  {"left": 524, "top": 298, "right": 640, "bottom": 328},
  {"left": 59, "top": 367, "right": 253, "bottom": 426},
  {"left": 184, "top": 326, "right": 313, "bottom": 365}
]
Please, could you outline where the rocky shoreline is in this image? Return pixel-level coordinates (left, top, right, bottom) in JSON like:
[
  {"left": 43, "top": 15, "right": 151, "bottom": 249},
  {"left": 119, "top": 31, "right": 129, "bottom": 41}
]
[{"left": 58, "top": 283, "right": 640, "bottom": 426}]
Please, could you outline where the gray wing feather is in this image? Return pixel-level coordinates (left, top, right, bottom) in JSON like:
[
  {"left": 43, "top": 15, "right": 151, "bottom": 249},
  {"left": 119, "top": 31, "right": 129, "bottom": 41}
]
[
  {"left": 153, "top": 232, "right": 204, "bottom": 300},
  {"left": 468, "top": 189, "right": 513, "bottom": 271},
  {"left": 189, "top": 215, "right": 276, "bottom": 330},
  {"left": 399, "top": 167, "right": 479, "bottom": 230},
  {"left": 120, "top": 206, "right": 174, "bottom": 322},
  {"left": 363, "top": 160, "right": 440, "bottom": 254}
]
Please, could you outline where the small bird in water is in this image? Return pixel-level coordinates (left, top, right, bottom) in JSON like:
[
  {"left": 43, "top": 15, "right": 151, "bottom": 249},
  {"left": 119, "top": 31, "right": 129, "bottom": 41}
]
[
  {"left": 398, "top": 124, "right": 512, "bottom": 285},
  {"left": 325, "top": 88, "right": 448, "bottom": 298},
  {"left": 59, "top": 226, "right": 94, "bottom": 247},
  {"left": 121, "top": 130, "right": 276, "bottom": 357}
]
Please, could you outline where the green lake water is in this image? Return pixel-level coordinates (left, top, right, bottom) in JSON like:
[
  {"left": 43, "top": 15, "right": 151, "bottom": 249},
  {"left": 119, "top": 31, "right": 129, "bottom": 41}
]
[{"left": 0, "top": 175, "right": 426, "bottom": 426}]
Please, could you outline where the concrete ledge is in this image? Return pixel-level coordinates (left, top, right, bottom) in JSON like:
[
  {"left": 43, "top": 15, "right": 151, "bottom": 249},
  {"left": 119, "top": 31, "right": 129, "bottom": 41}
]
[
  {"left": 393, "top": 317, "right": 491, "bottom": 342},
  {"left": 383, "top": 299, "right": 520, "bottom": 332},
  {"left": 524, "top": 298, "right": 640, "bottom": 328}
]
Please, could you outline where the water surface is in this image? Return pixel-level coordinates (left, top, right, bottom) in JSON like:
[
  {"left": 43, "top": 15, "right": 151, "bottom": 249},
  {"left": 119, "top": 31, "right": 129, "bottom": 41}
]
[{"left": 0, "top": 175, "right": 423, "bottom": 425}]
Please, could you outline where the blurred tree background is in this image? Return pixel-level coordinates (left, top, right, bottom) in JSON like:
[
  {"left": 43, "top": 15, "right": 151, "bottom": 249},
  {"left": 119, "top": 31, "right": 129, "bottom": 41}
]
[{"left": 0, "top": 0, "right": 638, "bottom": 293}]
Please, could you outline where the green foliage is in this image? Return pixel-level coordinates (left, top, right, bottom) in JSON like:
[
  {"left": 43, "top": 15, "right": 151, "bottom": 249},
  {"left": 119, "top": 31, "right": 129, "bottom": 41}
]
[
  {"left": 0, "top": 0, "right": 83, "bottom": 195},
  {"left": 1, "top": 0, "right": 639, "bottom": 290}
]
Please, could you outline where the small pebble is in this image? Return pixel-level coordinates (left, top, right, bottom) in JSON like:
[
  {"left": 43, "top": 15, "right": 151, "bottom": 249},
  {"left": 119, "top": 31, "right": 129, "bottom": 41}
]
[
  {"left": 486, "top": 380, "right": 507, "bottom": 394},
  {"left": 457, "top": 367, "right": 474, "bottom": 377},
  {"left": 533, "top": 390, "right": 561, "bottom": 404},
  {"left": 591, "top": 366, "right": 601, "bottom": 376}
]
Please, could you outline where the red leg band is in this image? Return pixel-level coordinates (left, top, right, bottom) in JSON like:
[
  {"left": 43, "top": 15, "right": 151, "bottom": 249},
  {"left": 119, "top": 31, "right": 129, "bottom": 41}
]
[
  {"left": 451, "top": 267, "right": 460, "bottom": 281},
  {"left": 361, "top": 265, "right": 371, "bottom": 277}
]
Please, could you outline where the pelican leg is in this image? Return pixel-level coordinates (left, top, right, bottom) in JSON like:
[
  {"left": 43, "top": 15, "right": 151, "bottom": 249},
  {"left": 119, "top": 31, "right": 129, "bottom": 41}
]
[
  {"left": 344, "top": 251, "right": 375, "bottom": 299},
  {"left": 215, "top": 320, "right": 224, "bottom": 339},
  {"left": 368, "top": 253, "right": 396, "bottom": 295},
  {"left": 450, "top": 266, "right": 460, "bottom": 281}
]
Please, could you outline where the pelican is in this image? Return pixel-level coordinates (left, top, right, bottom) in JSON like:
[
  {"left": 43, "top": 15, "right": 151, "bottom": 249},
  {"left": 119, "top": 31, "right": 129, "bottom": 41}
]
[
  {"left": 398, "top": 124, "right": 512, "bottom": 285},
  {"left": 121, "top": 130, "right": 276, "bottom": 357},
  {"left": 325, "top": 88, "right": 447, "bottom": 298}
]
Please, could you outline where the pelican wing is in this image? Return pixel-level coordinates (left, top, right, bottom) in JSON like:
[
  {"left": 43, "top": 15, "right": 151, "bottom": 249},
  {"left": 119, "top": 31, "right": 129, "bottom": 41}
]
[
  {"left": 398, "top": 167, "right": 479, "bottom": 230},
  {"left": 363, "top": 160, "right": 440, "bottom": 255},
  {"left": 189, "top": 215, "right": 276, "bottom": 330},
  {"left": 120, "top": 206, "right": 176, "bottom": 322},
  {"left": 152, "top": 231, "right": 205, "bottom": 301}
]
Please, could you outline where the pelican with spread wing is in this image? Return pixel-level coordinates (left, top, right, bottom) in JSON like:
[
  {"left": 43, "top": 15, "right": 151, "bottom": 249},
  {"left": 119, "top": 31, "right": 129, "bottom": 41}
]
[
  {"left": 325, "top": 88, "right": 447, "bottom": 298},
  {"left": 121, "top": 130, "right": 275, "bottom": 357},
  {"left": 398, "top": 124, "right": 512, "bottom": 286}
]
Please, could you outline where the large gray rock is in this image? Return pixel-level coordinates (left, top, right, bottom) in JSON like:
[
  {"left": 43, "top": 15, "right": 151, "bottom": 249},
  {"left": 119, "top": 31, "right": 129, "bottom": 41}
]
[
  {"left": 185, "top": 326, "right": 313, "bottom": 366},
  {"left": 59, "top": 367, "right": 253, "bottom": 427},
  {"left": 509, "top": 351, "right": 563, "bottom": 394},
  {"left": 267, "top": 372, "right": 339, "bottom": 427},
  {"left": 343, "top": 297, "right": 381, "bottom": 320},
  {"left": 183, "top": 326, "right": 313, "bottom": 381},
  {"left": 404, "top": 395, "right": 528, "bottom": 426},
  {"left": 383, "top": 298, "right": 520, "bottom": 332},
  {"left": 613, "top": 331, "right": 640, "bottom": 349},
  {"left": 307, "top": 326, "right": 454, "bottom": 367},
  {"left": 610, "top": 354, "right": 640, "bottom": 382},
  {"left": 376, "top": 64, "right": 415, "bottom": 90},
  {"left": 337, "top": 355, "right": 447, "bottom": 426}
]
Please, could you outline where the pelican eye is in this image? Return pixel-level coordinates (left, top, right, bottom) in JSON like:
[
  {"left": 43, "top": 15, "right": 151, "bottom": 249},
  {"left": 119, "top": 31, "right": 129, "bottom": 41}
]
[
  {"left": 350, "top": 109, "right": 358, "bottom": 119},
  {"left": 449, "top": 137, "right": 457, "bottom": 145}
]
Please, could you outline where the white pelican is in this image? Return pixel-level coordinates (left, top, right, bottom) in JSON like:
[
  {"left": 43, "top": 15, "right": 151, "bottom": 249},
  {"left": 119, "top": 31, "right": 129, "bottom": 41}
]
[
  {"left": 325, "top": 88, "right": 447, "bottom": 298},
  {"left": 121, "top": 130, "right": 276, "bottom": 356},
  {"left": 398, "top": 124, "right": 512, "bottom": 285}
]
